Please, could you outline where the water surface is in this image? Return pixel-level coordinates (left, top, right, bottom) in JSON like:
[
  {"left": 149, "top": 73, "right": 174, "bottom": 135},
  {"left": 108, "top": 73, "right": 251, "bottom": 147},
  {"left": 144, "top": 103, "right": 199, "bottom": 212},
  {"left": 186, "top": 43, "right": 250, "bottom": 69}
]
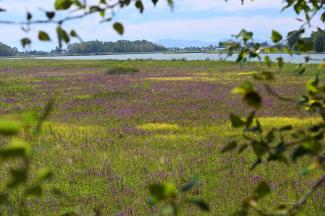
[{"left": 10, "top": 53, "right": 325, "bottom": 64}]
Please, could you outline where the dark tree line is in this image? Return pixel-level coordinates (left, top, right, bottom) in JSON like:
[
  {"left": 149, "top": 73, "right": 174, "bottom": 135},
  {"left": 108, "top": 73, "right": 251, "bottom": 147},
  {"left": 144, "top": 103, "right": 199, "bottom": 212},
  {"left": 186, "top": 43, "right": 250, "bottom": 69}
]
[
  {"left": 0, "top": 42, "right": 17, "bottom": 56},
  {"left": 287, "top": 29, "right": 325, "bottom": 52},
  {"left": 67, "top": 40, "right": 167, "bottom": 54}
]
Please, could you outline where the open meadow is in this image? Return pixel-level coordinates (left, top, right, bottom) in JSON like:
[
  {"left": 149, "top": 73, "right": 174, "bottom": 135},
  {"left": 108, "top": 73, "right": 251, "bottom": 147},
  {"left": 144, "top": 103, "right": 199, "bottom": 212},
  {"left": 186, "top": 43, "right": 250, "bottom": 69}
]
[{"left": 0, "top": 59, "right": 324, "bottom": 215}]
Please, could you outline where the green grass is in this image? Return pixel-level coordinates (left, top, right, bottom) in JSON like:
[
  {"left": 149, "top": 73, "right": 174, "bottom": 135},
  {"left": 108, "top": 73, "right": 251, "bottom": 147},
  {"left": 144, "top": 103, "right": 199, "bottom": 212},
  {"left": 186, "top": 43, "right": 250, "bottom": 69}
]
[{"left": 0, "top": 59, "right": 324, "bottom": 215}]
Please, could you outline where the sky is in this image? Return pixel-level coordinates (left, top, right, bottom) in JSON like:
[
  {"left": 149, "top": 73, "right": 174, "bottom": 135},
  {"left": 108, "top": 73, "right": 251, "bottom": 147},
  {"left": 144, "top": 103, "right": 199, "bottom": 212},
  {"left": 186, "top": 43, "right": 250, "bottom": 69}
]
[{"left": 0, "top": 0, "right": 323, "bottom": 51}]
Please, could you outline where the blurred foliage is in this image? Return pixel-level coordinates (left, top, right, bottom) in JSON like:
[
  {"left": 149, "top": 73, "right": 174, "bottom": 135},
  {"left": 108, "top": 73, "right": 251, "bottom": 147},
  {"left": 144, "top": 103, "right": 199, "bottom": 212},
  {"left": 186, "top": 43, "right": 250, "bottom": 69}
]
[
  {"left": 223, "top": 0, "right": 325, "bottom": 215},
  {"left": 0, "top": 101, "right": 64, "bottom": 215}
]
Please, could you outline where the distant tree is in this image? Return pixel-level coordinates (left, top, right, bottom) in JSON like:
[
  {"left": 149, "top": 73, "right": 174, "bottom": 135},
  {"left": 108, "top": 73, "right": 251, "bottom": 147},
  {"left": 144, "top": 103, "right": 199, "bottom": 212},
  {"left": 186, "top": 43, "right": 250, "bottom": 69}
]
[
  {"left": 0, "top": 42, "right": 16, "bottom": 56},
  {"left": 287, "top": 30, "right": 303, "bottom": 49},
  {"left": 67, "top": 40, "right": 167, "bottom": 54},
  {"left": 312, "top": 29, "right": 325, "bottom": 52}
]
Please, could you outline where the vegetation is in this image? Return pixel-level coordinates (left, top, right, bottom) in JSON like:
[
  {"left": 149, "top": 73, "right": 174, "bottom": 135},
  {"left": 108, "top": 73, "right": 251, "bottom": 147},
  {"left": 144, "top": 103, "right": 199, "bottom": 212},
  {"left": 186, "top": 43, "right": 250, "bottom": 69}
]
[
  {"left": 311, "top": 29, "right": 325, "bottom": 52},
  {"left": 0, "top": 42, "right": 17, "bottom": 56},
  {"left": 0, "top": 59, "right": 324, "bottom": 215},
  {"left": 67, "top": 40, "right": 167, "bottom": 54},
  {"left": 287, "top": 29, "right": 325, "bottom": 52},
  {"left": 107, "top": 66, "right": 139, "bottom": 75}
]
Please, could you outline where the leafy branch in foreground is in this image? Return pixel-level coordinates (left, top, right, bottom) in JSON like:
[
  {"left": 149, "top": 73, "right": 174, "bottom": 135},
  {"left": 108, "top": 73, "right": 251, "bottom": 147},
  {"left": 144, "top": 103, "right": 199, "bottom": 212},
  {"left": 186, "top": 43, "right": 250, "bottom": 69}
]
[
  {"left": 222, "top": 1, "right": 324, "bottom": 215},
  {"left": 148, "top": 178, "right": 210, "bottom": 215},
  {"left": 0, "top": 101, "right": 63, "bottom": 215},
  {"left": 0, "top": 0, "right": 174, "bottom": 48}
]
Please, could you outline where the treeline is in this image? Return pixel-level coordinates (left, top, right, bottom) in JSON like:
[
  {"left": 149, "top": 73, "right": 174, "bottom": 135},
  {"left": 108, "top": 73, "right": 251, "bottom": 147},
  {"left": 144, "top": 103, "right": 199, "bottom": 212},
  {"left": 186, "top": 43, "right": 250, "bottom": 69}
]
[
  {"left": 287, "top": 29, "right": 325, "bottom": 52},
  {"left": 67, "top": 40, "right": 167, "bottom": 54},
  {"left": 0, "top": 42, "right": 17, "bottom": 56},
  {"left": 217, "top": 29, "right": 325, "bottom": 53}
]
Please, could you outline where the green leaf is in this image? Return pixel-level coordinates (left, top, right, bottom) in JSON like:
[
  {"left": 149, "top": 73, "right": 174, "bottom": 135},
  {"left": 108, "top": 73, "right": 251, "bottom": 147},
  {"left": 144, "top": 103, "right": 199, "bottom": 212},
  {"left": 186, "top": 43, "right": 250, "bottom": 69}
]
[
  {"left": 21, "top": 112, "right": 37, "bottom": 126},
  {"left": 0, "top": 139, "right": 31, "bottom": 159},
  {"left": 167, "top": 0, "right": 174, "bottom": 9},
  {"left": 113, "top": 22, "right": 124, "bottom": 35},
  {"left": 244, "top": 91, "right": 262, "bottom": 109},
  {"left": 73, "top": 0, "right": 83, "bottom": 8},
  {"left": 135, "top": 0, "right": 144, "bottom": 13},
  {"left": 306, "top": 77, "right": 319, "bottom": 94},
  {"left": 152, "top": 0, "right": 159, "bottom": 5},
  {"left": 0, "top": 193, "right": 8, "bottom": 205},
  {"left": 232, "top": 81, "right": 254, "bottom": 95},
  {"left": 250, "top": 158, "right": 262, "bottom": 170},
  {"left": 246, "top": 112, "right": 255, "bottom": 128},
  {"left": 295, "top": 64, "right": 306, "bottom": 75},
  {"left": 254, "top": 181, "right": 271, "bottom": 200},
  {"left": 276, "top": 57, "right": 284, "bottom": 70},
  {"left": 0, "top": 120, "right": 21, "bottom": 136},
  {"left": 251, "top": 141, "right": 268, "bottom": 158},
  {"left": 296, "top": 39, "right": 313, "bottom": 52},
  {"left": 25, "top": 185, "right": 43, "bottom": 197},
  {"left": 55, "top": 0, "right": 73, "bottom": 10},
  {"left": 35, "top": 100, "right": 54, "bottom": 135},
  {"left": 89, "top": 6, "right": 101, "bottom": 13},
  {"left": 181, "top": 178, "right": 199, "bottom": 192},
  {"left": 266, "top": 129, "right": 275, "bottom": 142},
  {"left": 264, "top": 56, "right": 272, "bottom": 67},
  {"left": 37, "top": 168, "right": 54, "bottom": 182},
  {"left": 189, "top": 199, "right": 210, "bottom": 212},
  {"left": 253, "top": 71, "right": 274, "bottom": 81},
  {"left": 302, "top": 140, "right": 322, "bottom": 153},
  {"left": 21, "top": 38, "right": 31, "bottom": 48},
  {"left": 279, "top": 125, "right": 292, "bottom": 131},
  {"left": 70, "top": 30, "right": 79, "bottom": 38},
  {"left": 222, "top": 141, "right": 238, "bottom": 153},
  {"left": 38, "top": 31, "right": 51, "bottom": 41},
  {"left": 236, "top": 29, "right": 253, "bottom": 44},
  {"left": 234, "top": 209, "right": 248, "bottom": 216},
  {"left": 230, "top": 114, "right": 245, "bottom": 128},
  {"left": 46, "top": 11, "right": 55, "bottom": 19},
  {"left": 27, "top": 12, "right": 32, "bottom": 21},
  {"left": 321, "top": 12, "right": 325, "bottom": 23},
  {"left": 271, "top": 30, "right": 283, "bottom": 43},
  {"left": 238, "top": 144, "right": 248, "bottom": 154},
  {"left": 292, "top": 146, "right": 312, "bottom": 162},
  {"left": 8, "top": 168, "right": 27, "bottom": 188},
  {"left": 149, "top": 183, "right": 177, "bottom": 201},
  {"left": 57, "top": 27, "right": 70, "bottom": 42}
]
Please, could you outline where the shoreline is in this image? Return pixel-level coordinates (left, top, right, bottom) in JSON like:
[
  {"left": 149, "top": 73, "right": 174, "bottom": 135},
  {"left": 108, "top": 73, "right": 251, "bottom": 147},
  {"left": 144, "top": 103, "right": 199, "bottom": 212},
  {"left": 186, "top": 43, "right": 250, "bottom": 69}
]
[{"left": 1, "top": 51, "right": 325, "bottom": 59}]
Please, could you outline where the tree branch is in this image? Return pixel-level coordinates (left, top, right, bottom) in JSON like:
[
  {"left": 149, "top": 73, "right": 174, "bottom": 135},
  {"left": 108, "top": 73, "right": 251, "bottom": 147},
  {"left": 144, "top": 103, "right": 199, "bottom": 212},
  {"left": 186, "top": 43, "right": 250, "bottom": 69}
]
[{"left": 290, "top": 175, "right": 325, "bottom": 212}]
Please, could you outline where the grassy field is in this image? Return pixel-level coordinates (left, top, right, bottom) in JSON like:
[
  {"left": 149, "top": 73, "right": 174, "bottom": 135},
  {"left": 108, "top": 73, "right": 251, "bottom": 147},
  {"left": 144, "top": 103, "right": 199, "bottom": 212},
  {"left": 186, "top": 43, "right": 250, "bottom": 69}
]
[{"left": 0, "top": 59, "right": 324, "bottom": 215}]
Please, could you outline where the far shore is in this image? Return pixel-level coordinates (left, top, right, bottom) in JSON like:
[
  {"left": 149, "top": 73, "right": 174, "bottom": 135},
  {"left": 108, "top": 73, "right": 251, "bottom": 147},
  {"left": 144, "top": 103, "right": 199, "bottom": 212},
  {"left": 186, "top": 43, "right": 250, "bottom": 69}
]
[{"left": 1, "top": 50, "right": 325, "bottom": 59}]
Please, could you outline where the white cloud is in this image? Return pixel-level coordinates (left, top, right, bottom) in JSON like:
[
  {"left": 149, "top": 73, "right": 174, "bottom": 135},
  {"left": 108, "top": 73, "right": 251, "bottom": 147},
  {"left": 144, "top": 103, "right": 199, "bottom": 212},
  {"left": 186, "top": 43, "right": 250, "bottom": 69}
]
[
  {"left": 68, "top": 14, "right": 322, "bottom": 42},
  {"left": 175, "top": 0, "right": 284, "bottom": 13}
]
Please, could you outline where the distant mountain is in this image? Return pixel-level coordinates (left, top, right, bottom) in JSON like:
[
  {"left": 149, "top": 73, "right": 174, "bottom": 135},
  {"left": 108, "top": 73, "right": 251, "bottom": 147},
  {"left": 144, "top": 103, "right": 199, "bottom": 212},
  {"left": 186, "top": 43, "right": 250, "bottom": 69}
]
[{"left": 156, "top": 39, "right": 218, "bottom": 48}]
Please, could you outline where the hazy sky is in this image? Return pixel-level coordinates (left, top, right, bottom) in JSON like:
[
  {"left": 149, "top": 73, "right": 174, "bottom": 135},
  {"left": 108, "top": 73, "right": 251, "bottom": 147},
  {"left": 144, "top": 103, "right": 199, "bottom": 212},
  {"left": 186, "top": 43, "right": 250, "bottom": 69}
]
[{"left": 0, "top": 0, "right": 322, "bottom": 50}]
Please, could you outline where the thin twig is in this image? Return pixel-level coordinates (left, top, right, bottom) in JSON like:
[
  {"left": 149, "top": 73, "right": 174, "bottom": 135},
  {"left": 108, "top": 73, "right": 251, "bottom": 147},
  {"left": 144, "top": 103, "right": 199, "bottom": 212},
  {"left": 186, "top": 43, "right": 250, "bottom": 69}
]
[
  {"left": 263, "top": 84, "right": 297, "bottom": 102},
  {"left": 0, "top": 2, "right": 120, "bottom": 26},
  {"left": 290, "top": 175, "right": 325, "bottom": 212}
]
